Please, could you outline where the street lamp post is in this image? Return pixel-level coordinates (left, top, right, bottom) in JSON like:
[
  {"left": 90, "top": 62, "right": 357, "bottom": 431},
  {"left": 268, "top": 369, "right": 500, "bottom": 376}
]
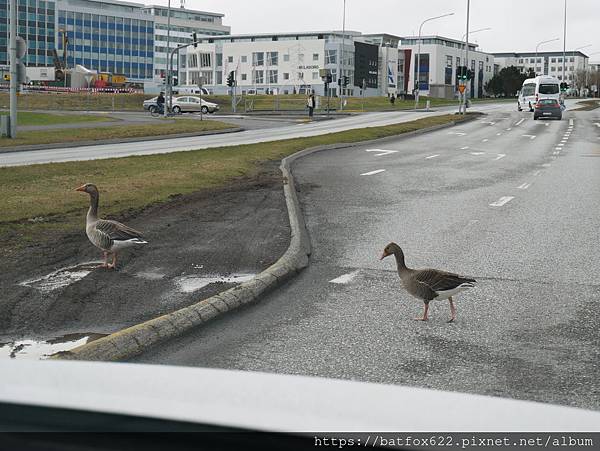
[
  {"left": 534, "top": 38, "right": 560, "bottom": 76},
  {"left": 562, "top": 0, "right": 567, "bottom": 82},
  {"left": 415, "top": 12, "right": 454, "bottom": 110},
  {"left": 460, "top": 26, "right": 491, "bottom": 114},
  {"left": 164, "top": 0, "right": 172, "bottom": 117},
  {"left": 340, "top": 0, "right": 346, "bottom": 111}
]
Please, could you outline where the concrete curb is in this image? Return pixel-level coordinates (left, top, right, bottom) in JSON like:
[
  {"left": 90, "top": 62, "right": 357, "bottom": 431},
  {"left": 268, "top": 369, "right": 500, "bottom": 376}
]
[
  {"left": 0, "top": 127, "right": 244, "bottom": 154},
  {"left": 54, "top": 113, "right": 479, "bottom": 362}
]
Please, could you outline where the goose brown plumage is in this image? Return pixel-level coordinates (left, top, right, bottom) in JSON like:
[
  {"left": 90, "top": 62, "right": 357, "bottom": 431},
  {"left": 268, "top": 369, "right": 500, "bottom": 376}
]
[
  {"left": 380, "top": 242, "right": 476, "bottom": 322},
  {"left": 76, "top": 183, "right": 147, "bottom": 269}
]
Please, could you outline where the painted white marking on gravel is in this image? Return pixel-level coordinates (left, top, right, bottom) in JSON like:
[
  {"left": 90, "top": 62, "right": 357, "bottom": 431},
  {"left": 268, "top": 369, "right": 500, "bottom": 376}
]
[
  {"left": 470, "top": 152, "right": 485, "bottom": 156},
  {"left": 361, "top": 169, "right": 386, "bottom": 176},
  {"left": 517, "top": 183, "right": 531, "bottom": 190},
  {"left": 426, "top": 154, "right": 440, "bottom": 159},
  {"left": 490, "top": 196, "right": 515, "bottom": 207},
  {"left": 365, "top": 149, "right": 399, "bottom": 157},
  {"left": 330, "top": 270, "right": 360, "bottom": 284},
  {"left": 522, "top": 134, "right": 537, "bottom": 140},
  {"left": 515, "top": 118, "right": 525, "bottom": 126},
  {"left": 569, "top": 119, "right": 574, "bottom": 126},
  {"left": 495, "top": 154, "right": 507, "bottom": 161},
  {"left": 482, "top": 139, "right": 489, "bottom": 142},
  {"left": 461, "top": 146, "right": 470, "bottom": 150}
]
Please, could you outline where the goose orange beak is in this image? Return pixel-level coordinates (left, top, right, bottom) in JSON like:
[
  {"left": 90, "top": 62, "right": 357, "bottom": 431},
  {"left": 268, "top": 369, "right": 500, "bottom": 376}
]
[{"left": 75, "top": 185, "right": 86, "bottom": 192}]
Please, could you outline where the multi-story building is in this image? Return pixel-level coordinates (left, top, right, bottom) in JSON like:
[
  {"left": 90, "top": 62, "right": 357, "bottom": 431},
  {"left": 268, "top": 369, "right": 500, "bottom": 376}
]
[
  {"left": 55, "top": 0, "right": 154, "bottom": 83},
  {"left": 1, "top": 0, "right": 228, "bottom": 86},
  {"left": 140, "top": 5, "right": 229, "bottom": 84},
  {"left": 0, "top": 0, "right": 57, "bottom": 68},
  {"left": 493, "top": 51, "right": 589, "bottom": 87},
  {"left": 399, "top": 35, "right": 495, "bottom": 99}
]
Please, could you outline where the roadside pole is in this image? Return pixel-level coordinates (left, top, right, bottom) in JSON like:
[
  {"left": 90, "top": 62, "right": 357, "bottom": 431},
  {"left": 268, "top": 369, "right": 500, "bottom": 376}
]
[
  {"left": 464, "top": 0, "right": 470, "bottom": 115},
  {"left": 9, "top": 0, "right": 17, "bottom": 137},
  {"left": 198, "top": 77, "right": 203, "bottom": 121}
]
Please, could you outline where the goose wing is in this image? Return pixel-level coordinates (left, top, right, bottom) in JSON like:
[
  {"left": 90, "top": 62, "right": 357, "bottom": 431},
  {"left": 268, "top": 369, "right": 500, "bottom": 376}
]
[
  {"left": 412, "top": 269, "right": 476, "bottom": 296},
  {"left": 95, "top": 219, "right": 145, "bottom": 242}
]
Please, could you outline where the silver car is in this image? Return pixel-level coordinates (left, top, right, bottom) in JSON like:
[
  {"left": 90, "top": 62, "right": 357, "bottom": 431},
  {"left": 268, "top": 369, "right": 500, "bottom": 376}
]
[{"left": 172, "top": 96, "right": 219, "bottom": 114}]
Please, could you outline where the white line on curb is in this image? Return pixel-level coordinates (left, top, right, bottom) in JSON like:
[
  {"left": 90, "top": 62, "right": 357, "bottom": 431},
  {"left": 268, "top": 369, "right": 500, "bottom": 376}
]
[
  {"left": 361, "top": 169, "right": 386, "bottom": 176},
  {"left": 490, "top": 196, "right": 515, "bottom": 207}
]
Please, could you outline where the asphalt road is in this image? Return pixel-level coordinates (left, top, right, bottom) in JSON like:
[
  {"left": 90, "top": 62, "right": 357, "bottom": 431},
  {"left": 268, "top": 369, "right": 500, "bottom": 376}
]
[
  {"left": 0, "top": 103, "right": 509, "bottom": 167},
  {"left": 135, "top": 101, "right": 600, "bottom": 411}
]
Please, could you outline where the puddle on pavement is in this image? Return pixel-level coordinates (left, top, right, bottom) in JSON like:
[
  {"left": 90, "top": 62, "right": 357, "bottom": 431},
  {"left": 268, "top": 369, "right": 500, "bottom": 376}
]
[
  {"left": 176, "top": 273, "right": 255, "bottom": 293},
  {"left": 0, "top": 333, "right": 107, "bottom": 360},
  {"left": 19, "top": 262, "right": 101, "bottom": 292}
]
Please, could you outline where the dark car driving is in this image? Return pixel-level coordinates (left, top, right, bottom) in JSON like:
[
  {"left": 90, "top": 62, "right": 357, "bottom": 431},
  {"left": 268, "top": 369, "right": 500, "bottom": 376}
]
[{"left": 533, "top": 98, "right": 562, "bottom": 120}]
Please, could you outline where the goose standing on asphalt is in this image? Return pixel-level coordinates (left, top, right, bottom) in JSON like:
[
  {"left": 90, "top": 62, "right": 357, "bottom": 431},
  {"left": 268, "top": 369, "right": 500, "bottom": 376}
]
[
  {"left": 76, "top": 183, "right": 147, "bottom": 269},
  {"left": 380, "top": 242, "right": 476, "bottom": 322}
]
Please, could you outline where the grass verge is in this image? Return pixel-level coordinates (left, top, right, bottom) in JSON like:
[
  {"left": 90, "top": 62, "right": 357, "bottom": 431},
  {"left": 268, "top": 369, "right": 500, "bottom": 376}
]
[
  {"left": 0, "top": 119, "right": 235, "bottom": 148},
  {"left": 0, "top": 113, "right": 473, "bottom": 253},
  {"left": 572, "top": 99, "right": 600, "bottom": 111},
  {"left": 0, "top": 111, "right": 115, "bottom": 126}
]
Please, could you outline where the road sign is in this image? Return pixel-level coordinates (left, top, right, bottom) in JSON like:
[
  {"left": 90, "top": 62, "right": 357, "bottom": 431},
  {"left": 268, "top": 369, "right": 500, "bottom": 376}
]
[{"left": 458, "top": 84, "right": 466, "bottom": 94}]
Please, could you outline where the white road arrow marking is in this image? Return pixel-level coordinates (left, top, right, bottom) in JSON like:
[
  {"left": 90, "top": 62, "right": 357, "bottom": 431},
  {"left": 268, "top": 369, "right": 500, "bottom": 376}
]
[
  {"left": 330, "top": 270, "right": 360, "bottom": 284},
  {"left": 490, "top": 196, "right": 515, "bottom": 207},
  {"left": 361, "top": 169, "right": 385, "bottom": 176},
  {"left": 495, "top": 154, "right": 507, "bottom": 160},
  {"left": 481, "top": 121, "right": 496, "bottom": 125},
  {"left": 522, "top": 134, "right": 537, "bottom": 140},
  {"left": 365, "top": 149, "right": 399, "bottom": 157},
  {"left": 594, "top": 122, "right": 600, "bottom": 128}
]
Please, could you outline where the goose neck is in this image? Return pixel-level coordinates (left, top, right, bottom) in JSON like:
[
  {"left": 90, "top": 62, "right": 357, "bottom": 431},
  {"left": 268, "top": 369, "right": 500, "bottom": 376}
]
[{"left": 87, "top": 192, "right": 99, "bottom": 221}]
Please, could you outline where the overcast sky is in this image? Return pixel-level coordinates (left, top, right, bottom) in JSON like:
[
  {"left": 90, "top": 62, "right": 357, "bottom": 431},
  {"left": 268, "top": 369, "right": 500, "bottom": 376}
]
[{"left": 163, "top": 0, "right": 600, "bottom": 61}]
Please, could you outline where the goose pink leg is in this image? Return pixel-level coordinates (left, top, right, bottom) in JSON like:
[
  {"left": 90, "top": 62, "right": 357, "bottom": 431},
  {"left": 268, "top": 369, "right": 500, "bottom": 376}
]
[
  {"left": 415, "top": 302, "right": 429, "bottom": 321},
  {"left": 99, "top": 251, "right": 109, "bottom": 268},
  {"left": 107, "top": 253, "right": 117, "bottom": 270},
  {"left": 448, "top": 297, "right": 456, "bottom": 323}
]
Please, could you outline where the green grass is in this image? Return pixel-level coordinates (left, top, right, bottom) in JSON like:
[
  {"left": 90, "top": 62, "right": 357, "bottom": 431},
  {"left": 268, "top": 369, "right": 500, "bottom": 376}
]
[
  {"left": 573, "top": 99, "right": 600, "bottom": 111},
  {"left": 0, "top": 118, "right": 234, "bottom": 148},
  {"left": 0, "top": 111, "right": 114, "bottom": 126},
  {"left": 0, "top": 113, "right": 473, "bottom": 252}
]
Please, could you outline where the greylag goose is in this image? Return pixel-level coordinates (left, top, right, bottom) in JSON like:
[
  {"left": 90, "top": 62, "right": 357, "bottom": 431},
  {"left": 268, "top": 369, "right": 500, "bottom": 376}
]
[
  {"left": 380, "top": 243, "right": 476, "bottom": 322},
  {"left": 76, "top": 183, "right": 147, "bottom": 269}
]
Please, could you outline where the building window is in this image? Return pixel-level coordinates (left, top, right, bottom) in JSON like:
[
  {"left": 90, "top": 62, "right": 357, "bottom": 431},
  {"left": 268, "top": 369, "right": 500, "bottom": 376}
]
[
  {"left": 268, "top": 69, "right": 278, "bottom": 83},
  {"left": 446, "top": 55, "right": 452, "bottom": 67},
  {"left": 188, "top": 53, "right": 198, "bottom": 68},
  {"left": 558, "top": 57, "right": 563, "bottom": 63},
  {"left": 228, "top": 56, "right": 233, "bottom": 63},
  {"left": 241, "top": 73, "right": 247, "bottom": 81},
  {"left": 570, "top": 57, "right": 574, "bottom": 62},
  {"left": 313, "top": 53, "right": 319, "bottom": 61},
  {"left": 518, "top": 58, "right": 523, "bottom": 63},
  {"left": 283, "top": 72, "right": 289, "bottom": 80},
  {"left": 253, "top": 69, "right": 264, "bottom": 84},
  {"left": 241, "top": 55, "right": 247, "bottom": 63},
  {"left": 325, "top": 49, "right": 337, "bottom": 64},
  {"left": 267, "top": 51, "right": 278, "bottom": 65},
  {"left": 199, "top": 52, "right": 211, "bottom": 67},
  {"left": 298, "top": 53, "right": 304, "bottom": 63},
  {"left": 551, "top": 58, "right": 556, "bottom": 63},
  {"left": 252, "top": 52, "right": 264, "bottom": 66},
  {"left": 283, "top": 54, "right": 290, "bottom": 62},
  {"left": 456, "top": 56, "right": 460, "bottom": 67},
  {"left": 312, "top": 71, "right": 318, "bottom": 80}
]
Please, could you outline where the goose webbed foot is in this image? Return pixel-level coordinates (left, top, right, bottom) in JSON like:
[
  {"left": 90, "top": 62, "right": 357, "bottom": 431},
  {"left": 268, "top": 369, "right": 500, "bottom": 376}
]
[{"left": 106, "top": 253, "right": 118, "bottom": 270}]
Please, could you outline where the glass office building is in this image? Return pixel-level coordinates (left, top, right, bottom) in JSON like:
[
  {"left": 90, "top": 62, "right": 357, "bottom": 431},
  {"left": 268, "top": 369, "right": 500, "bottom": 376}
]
[
  {"left": 56, "top": 0, "right": 154, "bottom": 81},
  {"left": 0, "top": 0, "right": 56, "bottom": 67}
]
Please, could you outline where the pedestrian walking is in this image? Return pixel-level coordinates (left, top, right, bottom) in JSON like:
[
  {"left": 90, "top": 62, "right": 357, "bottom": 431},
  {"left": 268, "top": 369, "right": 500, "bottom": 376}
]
[
  {"left": 307, "top": 92, "right": 315, "bottom": 119},
  {"left": 390, "top": 94, "right": 396, "bottom": 105}
]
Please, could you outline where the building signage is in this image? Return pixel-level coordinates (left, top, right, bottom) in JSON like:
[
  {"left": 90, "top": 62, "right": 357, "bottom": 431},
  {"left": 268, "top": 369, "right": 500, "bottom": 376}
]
[{"left": 298, "top": 65, "right": 319, "bottom": 70}]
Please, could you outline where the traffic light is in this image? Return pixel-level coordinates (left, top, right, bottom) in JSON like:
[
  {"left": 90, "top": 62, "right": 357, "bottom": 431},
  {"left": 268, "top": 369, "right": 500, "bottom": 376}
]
[
  {"left": 192, "top": 32, "right": 198, "bottom": 48},
  {"left": 226, "top": 71, "right": 235, "bottom": 87},
  {"left": 173, "top": 76, "right": 178, "bottom": 86},
  {"left": 337, "top": 78, "right": 342, "bottom": 87},
  {"left": 466, "top": 69, "right": 474, "bottom": 81},
  {"left": 560, "top": 82, "right": 568, "bottom": 91},
  {"left": 326, "top": 73, "right": 332, "bottom": 84},
  {"left": 456, "top": 66, "right": 468, "bottom": 81},
  {"left": 343, "top": 75, "right": 349, "bottom": 87},
  {"left": 15, "top": 37, "right": 27, "bottom": 84}
]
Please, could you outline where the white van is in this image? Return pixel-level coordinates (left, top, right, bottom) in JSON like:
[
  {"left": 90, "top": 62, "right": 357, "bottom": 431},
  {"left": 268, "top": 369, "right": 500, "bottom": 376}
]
[
  {"left": 172, "top": 86, "right": 210, "bottom": 96},
  {"left": 518, "top": 76, "right": 560, "bottom": 112}
]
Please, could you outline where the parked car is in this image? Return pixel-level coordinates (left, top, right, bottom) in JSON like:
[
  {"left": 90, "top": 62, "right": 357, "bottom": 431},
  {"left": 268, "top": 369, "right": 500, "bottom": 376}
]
[
  {"left": 172, "top": 96, "right": 219, "bottom": 114},
  {"left": 533, "top": 98, "right": 562, "bottom": 120},
  {"left": 143, "top": 96, "right": 158, "bottom": 111}
]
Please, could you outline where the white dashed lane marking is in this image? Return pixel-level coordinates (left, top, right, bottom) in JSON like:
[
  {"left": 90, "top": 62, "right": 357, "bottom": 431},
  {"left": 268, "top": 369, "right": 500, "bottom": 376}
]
[
  {"left": 490, "top": 196, "right": 515, "bottom": 207},
  {"left": 482, "top": 139, "right": 489, "bottom": 142},
  {"left": 495, "top": 154, "right": 507, "bottom": 161},
  {"left": 518, "top": 183, "right": 531, "bottom": 190},
  {"left": 365, "top": 149, "right": 399, "bottom": 157},
  {"left": 361, "top": 169, "right": 385, "bottom": 176},
  {"left": 515, "top": 119, "right": 525, "bottom": 126},
  {"left": 522, "top": 134, "right": 537, "bottom": 140}
]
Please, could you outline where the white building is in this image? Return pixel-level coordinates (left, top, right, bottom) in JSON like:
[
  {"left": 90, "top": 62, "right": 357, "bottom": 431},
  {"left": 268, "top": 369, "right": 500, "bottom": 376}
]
[
  {"left": 493, "top": 51, "right": 589, "bottom": 88},
  {"left": 400, "top": 35, "right": 495, "bottom": 98},
  {"left": 184, "top": 31, "right": 384, "bottom": 97},
  {"left": 140, "top": 5, "right": 230, "bottom": 85}
]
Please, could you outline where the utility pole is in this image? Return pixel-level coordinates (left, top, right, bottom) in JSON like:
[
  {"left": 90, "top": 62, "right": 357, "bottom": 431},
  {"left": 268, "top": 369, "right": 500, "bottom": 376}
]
[
  {"left": 463, "top": 0, "right": 470, "bottom": 114},
  {"left": 340, "top": 0, "right": 346, "bottom": 111},
  {"left": 562, "top": 0, "right": 567, "bottom": 83},
  {"left": 164, "top": 0, "right": 172, "bottom": 117},
  {"left": 9, "top": 0, "right": 17, "bottom": 137}
]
